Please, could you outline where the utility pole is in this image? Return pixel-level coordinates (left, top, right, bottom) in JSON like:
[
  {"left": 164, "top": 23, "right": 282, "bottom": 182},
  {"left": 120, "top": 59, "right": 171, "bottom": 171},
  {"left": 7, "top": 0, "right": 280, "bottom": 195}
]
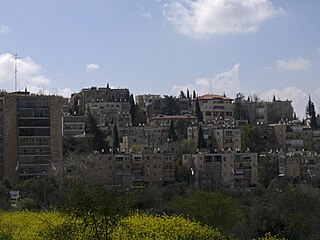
[{"left": 14, "top": 54, "right": 18, "bottom": 91}]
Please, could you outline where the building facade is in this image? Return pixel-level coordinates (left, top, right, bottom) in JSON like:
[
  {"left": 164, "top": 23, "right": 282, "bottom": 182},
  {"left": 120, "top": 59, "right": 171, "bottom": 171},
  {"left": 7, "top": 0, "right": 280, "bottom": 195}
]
[
  {"left": 183, "top": 151, "right": 258, "bottom": 188},
  {"left": 192, "top": 94, "right": 234, "bottom": 124},
  {"left": 0, "top": 92, "right": 63, "bottom": 183}
]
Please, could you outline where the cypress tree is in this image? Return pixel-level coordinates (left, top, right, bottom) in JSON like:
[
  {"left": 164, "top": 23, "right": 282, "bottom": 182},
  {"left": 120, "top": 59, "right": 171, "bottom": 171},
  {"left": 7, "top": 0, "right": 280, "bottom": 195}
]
[
  {"left": 197, "top": 124, "right": 207, "bottom": 149},
  {"left": 129, "top": 94, "right": 136, "bottom": 126},
  {"left": 113, "top": 123, "right": 120, "bottom": 153},
  {"left": 306, "top": 95, "right": 318, "bottom": 130},
  {"left": 168, "top": 119, "right": 177, "bottom": 141},
  {"left": 195, "top": 97, "right": 203, "bottom": 123}
]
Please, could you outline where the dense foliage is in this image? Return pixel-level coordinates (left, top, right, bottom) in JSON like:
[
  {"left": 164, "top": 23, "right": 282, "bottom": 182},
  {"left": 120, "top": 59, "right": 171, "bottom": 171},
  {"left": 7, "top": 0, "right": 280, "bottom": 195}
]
[{"left": 0, "top": 211, "right": 288, "bottom": 240}]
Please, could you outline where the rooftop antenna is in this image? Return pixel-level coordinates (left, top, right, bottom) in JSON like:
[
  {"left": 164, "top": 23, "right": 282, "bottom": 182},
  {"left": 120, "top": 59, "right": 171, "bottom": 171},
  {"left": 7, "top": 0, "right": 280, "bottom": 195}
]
[{"left": 14, "top": 54, "right": 18, "bottom": 91}]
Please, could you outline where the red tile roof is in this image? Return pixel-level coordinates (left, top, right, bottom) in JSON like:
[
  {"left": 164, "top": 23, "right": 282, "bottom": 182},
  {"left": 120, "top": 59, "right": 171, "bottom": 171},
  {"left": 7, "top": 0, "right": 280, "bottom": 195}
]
[{"left": 197, "top": 94, "right": 233, "bottom": 101}]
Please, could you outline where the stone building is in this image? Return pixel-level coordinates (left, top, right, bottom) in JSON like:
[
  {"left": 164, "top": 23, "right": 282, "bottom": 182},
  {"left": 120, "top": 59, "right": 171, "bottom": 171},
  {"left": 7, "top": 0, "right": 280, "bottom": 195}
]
[
  {"left": 0, "top": 91, "right": 62, "bottom": 183},
  {"left": 74, "top": 152, "right": 175, "bottom": 188},
  {"left": 191, "top": 94, "right": 234, "bottom": 124},
  {"left": 187, "top": 125, "right": 242, "bottom": 152},
  {"left": 270, "top": 121, "right": 317, "bottom": 151},
  {"left": 183, "top": 151, "right": 258, "bottom": 188},
  {"left": 72, "top": 85, "right": 130, "bottom": 115},
  {"left": 264, "top": 150, "right": 320, "bottom": 182},
  {"left": 63, "top": 115, "right": 86, "bottom": 137},
  {"left": 240, "top": 98, "right": 294, "bottom": 125}
]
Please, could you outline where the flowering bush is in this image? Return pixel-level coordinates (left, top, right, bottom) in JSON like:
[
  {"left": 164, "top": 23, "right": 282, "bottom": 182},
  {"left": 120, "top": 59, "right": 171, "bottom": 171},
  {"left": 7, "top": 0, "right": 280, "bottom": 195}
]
[{"left": 110, "top": 213, "right": 228, "bottom": 240}]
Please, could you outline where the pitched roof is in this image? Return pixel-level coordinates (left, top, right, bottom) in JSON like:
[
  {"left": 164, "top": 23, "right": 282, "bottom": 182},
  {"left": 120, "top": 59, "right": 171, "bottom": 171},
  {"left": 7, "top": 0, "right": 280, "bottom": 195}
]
[{"left": 197, "top": 94, "right": 233, "bottom": 101}]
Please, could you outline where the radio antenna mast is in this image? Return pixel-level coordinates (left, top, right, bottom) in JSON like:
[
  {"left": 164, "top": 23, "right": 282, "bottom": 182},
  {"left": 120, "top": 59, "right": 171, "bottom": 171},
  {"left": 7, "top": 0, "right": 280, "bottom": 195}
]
[{"left": 14, "top": 54, "right": 18, "bottom": 91}]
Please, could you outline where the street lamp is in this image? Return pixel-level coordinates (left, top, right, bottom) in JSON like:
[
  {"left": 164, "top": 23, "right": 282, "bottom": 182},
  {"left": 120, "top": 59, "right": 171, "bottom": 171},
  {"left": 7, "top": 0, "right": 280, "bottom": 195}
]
[{"left": 190, "top": 168, "right": 194, "bottom": 186}]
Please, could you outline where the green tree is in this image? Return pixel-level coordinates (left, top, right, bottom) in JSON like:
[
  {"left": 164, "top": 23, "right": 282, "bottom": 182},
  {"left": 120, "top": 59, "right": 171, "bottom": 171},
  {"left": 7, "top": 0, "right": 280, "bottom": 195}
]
[
  {"left": 168, "top": 119, "right": 177, "bottom": 141},
  {"left": 306, "top": 95, "right": 318, "bottom": 130},
  {"left": 129, "top": 94, "right": 136, "bottom": 126},
  {"left": 249, "top": 183, "right": 320, "bottom": 240},
  {"left": 0, "top": 181, "right": 11, "bottom": 210},
  {"left": 113, "top": 123, "right": 120, "bottom": 153},
  {"left": 195, "top": 97, "right": 203, "bottom": 123},
  {"left": 160, "top": 95, "right": 180, "bottom": 115},
  {"left": 242, "top": 125, "right": 266, "bottom": 153},
  {"left": 193, "top": 90, "right": 197, "bottom": 99},
  {"left": 198, "top": 124, "right": 207, "bottom": 149},
  {"left": 86, "top": 109, "right": 108, "bottom": 152},
  {"left": 171, "top": 189, "right": 244, "bottom": 233},
  {"left": 179, "top": 90, "right": 186, "bottom": 98},
  {"left": 64, "top": 183, "right": 129, "bottom": 239},
  {"left": 234, "top": 93, "right": 247, "bottom": 120},
  {"left": 134, "top": 104, "right": 147, "bottom": 125},
  {"left": 258, "top": 154, "right": 279, "bottom": 188}
]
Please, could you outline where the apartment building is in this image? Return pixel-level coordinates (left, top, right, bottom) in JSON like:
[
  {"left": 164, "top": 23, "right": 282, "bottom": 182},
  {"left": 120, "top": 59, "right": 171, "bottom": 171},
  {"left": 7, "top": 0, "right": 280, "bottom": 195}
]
[
  {"left": 192, "top": 94, "right": 234, "bottom": 124},
  {"left": 241, "top": 99, "right": 294, "bottom": 125},
  {"left": 0, "top": 91, "right": 62, "bottom": 183},
  {"left": 86, "top": 100, "right": 131, "bottom": 127},
  {"left": 183, "top": 151, "right": 258, "bottom": 188},
  {"left": 77, "top": 152, "right": 174, "bottom": 188},
  {"left": 63, "top": 115, "right": 86, "bottom": 137},
  {"left": 187, "top": 125, "right": 242, "bottom": 151},
  {"left": 265, "top": 150, "right": 320, "bottom": 181},
  {"left": 135, "top": 94, "right": 161, "bottom": 119},
  {"left": 270, "top": 121, "right": 316, "bottom": 151},
  {"left": 75, "top": 86, "right": 130, "bottom": 115}
]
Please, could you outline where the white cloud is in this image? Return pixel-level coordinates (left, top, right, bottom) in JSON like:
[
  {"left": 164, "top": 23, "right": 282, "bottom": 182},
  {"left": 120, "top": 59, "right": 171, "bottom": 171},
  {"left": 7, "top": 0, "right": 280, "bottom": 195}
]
[
  {"left": 260, "top": 86, "right": 308, "bottom": 120},
  {"left": 163, "top": 0, "right": 282, "bottom": 38},
  {"left": 276, "top": 57, "right": 311, "bottom": 71},
  {"left": 86, "top": 63, "right": 100, "bottom": 72},
  {"left": 137, "top": 3, "right": 153, "bottom": 19},
  {"left": 171, "top": 63, "right": 241, "bottom": 97},
  {"left": 58, "top": 88, "right": 73, "bottom": 98},
  {"left": 212, "top": 63, "right": 241, "bottom": 96},
  {"left": 0, "top": 25, "right": 9, "bottom": 34},
  {"left": 0, "top": 53, "right": 50, "bottom": 92},
  {"left": 172, "top": 83, "right": 194, "bottom": 94},
  {"left": 141, "top": 12, "right": 152, "bottom": 19}
]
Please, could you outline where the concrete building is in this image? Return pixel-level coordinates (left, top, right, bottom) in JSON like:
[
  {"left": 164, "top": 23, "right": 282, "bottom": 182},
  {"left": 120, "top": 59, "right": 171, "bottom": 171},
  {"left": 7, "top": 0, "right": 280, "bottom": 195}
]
[
  {"left": 86, "top": 100, "right": 131, "bottom": 127},
  {"left": 135, "top": 94, "right": 162, "bottom": 118},
  {"left": 149, "top": 114, "right": 197, "bottom": 127},
  {"left": 241, "top": 98, "right": 294, "bottom": 125},
  {"left": 187, "top": 125, "right": 242, "bottom": 152},
  {"left": 72, "top": 152, "right": 174, "bottom": 188},
  {"left": 0, "top": 91, "right": 63, "bottom": 183},
  {"left": 63, "top": 115, "right": 86, "bottom": 137},
  {"left": 183, "top": 151, "right": 258, "bottom": 188},
  {"left": 264, "top": 150, "right": 320, "bottom": 182},
  {"left": 74, "top": 86, "right": 130, "bottom": 115},
  {"left": 119, "top": 125, "right": 170, "bottom": 153},
  {"left": 270, "top": 121, "right": 316, "bottom": 151},
  {"left": 192, "top": 94, "right": 234, "bottom": 124}
]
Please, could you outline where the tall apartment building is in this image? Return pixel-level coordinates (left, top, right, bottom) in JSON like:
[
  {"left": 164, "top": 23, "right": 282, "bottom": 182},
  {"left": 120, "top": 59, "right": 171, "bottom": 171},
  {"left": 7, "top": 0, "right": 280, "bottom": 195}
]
[{"left": 0, "top": 91, "right": 62, "bottom": 183}]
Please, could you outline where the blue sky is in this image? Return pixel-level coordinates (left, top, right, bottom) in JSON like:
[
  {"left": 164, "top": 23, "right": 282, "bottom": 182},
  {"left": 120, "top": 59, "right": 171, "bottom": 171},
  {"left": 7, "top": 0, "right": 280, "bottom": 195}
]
[{"left": 1, "top": 0, "right": 320, "bottom": 119}]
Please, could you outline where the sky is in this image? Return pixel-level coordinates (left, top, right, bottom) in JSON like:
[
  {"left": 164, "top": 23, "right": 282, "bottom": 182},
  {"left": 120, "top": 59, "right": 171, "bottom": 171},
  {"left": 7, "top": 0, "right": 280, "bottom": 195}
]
[{"left": 1, "top": 0, "right": 320, "bottom": 119}]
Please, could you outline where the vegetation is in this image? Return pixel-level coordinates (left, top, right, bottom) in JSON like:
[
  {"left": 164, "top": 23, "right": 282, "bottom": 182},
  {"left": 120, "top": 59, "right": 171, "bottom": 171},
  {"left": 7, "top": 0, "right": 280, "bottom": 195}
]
[
  {"left": 195, "top": 97, "right": 203, "bottom": 123},
  {"left": 306, "top": 95, "right": 318, "bottom": 130},
  {"left": 7, "top": 175, "right": 320, "bottom": 239}
]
